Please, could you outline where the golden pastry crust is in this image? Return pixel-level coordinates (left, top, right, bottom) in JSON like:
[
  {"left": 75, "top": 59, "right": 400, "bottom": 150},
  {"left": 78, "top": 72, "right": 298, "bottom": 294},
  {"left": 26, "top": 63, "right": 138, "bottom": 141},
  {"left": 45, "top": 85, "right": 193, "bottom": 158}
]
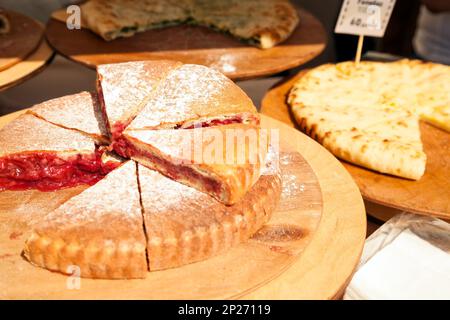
[
  {"left": 27, "top": 91, "right": 109, "bottom": 144},
  {"left": 80, "top": 0, "right": 298, "bottom": 48},
  {"left": 127, "top": 64, "right": 259, "bottom": 130},
  {"left": 23, "top": 161, "right": 148, "bottom": 279},
  {"left": 138, "top": 164, "right": 282, "bottom": 271}
]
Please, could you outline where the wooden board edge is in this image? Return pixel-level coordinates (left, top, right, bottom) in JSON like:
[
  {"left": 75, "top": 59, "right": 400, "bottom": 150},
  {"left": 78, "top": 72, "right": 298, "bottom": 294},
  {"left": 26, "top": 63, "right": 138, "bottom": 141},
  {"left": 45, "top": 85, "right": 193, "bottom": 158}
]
[{"left": 241, "top": 116, "right": 366, "bottom": 300}]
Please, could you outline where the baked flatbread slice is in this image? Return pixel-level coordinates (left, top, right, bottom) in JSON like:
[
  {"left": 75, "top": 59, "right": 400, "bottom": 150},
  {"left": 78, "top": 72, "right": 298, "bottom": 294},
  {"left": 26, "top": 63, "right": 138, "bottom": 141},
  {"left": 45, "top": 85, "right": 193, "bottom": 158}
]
[
  {"left": 81, "top": 0, "right": 190, "bottom": 41},
  {"left": 96, "top": 60, "right": 182, "bottom": 138},
  {"left": 23, "top": 161, "right": 148, "bottom": 279},
  {"left": 292, "top": 102, "right": 426, "bottom": 180},
  {"left": 27, "top": 92, "right": 109, "bottom": 144},
  {"left": 127, "top": 64, "right": 259, "bottom": 130},
  {"left": 120, "top": 124, "right": 265, "bottom": 205},
  {"left": 80, "top": 0, "right": 298, "bottom": 48},
  {"left": 191, "top": 0, "right": 299, "bottom": 49}
]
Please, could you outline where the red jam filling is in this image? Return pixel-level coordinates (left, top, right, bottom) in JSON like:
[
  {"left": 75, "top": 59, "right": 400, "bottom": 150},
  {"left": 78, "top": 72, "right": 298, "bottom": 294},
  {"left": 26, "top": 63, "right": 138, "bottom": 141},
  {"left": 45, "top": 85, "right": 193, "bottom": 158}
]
[
  {"left": 0, "top": 150, "right": 120, "bottom": 192},
  {"left": 112, "top": 137, "right": 222, "bottom": 196},
  {"left": 112, "top": 122, "right": 129, "bottom": 140}
]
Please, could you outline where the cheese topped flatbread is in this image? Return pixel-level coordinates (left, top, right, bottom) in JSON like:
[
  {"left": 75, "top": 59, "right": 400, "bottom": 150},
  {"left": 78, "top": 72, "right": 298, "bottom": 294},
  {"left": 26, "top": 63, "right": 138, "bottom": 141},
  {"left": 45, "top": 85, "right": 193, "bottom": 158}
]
[
  {"left": 288, "top": 60, "right": 450, "bottom": 180},
  {"left": 80, "top": 0, "right": 299, "bottom": 48}
]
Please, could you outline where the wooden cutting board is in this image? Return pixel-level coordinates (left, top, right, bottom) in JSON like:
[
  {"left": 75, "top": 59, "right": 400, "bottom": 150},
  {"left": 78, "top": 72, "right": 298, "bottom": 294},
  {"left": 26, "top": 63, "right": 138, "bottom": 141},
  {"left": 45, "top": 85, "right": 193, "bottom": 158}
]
[
  {"left": 0, "top": 38, "right": 54, "bottom": 91},
  {"left": 0, "top": 112, "right": 365, "bottom": 299},
  {"left": 0, "top": 11, "right": 44, "bottom": 72},
  {"left": 260, "top": 71, "right": 450, "bottom": 221},
  {"left": 45, "top": 7, "right": 326, "bottom": 80}
]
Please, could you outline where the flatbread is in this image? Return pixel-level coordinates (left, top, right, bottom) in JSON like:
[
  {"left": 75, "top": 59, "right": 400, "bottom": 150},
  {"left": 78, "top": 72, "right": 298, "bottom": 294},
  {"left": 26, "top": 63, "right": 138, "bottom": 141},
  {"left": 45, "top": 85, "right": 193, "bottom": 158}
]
[
  {"left": 123, "top": 124, "right": 265, "bottom": 205},
  {"left": 80, "top": 0, "right": 299, "bottom": 48},
  {"left": 191, "top": 0, "right": 299, "bottom": 49},
  {"left": 287, "top": 60, "right": 450, "bottom": 180},
  {"left": 138, "top": 162, "right": 281, "bottom": 270},
  {"left": 0, "top": 114, "right": 95, "bottom": 158}
]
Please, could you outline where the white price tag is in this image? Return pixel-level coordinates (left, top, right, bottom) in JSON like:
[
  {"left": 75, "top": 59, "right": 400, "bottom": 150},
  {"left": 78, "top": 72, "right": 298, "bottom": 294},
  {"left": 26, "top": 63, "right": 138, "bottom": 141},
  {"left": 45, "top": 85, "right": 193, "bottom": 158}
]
[{"left": 335, "top": 0, "right": 396, "bottom": 37}]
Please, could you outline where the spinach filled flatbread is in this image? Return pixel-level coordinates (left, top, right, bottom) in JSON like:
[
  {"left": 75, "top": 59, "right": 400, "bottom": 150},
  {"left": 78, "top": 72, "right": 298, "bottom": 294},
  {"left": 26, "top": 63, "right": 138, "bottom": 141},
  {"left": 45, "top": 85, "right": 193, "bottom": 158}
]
[{"left": 80, "top": 0, "right": 299, "bottom": 48}]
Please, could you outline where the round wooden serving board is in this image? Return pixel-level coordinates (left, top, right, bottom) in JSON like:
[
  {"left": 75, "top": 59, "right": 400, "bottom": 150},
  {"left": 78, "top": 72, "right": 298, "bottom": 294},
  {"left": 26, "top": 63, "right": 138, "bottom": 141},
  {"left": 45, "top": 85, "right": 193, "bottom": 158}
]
[
  {"left": 260, "top": 71, "right": 450, "bottom": 221},
  {"left": 45, "top": 7, "right": 326, "bottom": 80},
  {"left": 0, "top": 112, "right": 365, "bottom": 299},
  {"left": 0, "top": 38, "right": 54, "bottom": 91},
  {"left": 0, "top": 11, "right": 44, "bottom": 71}
]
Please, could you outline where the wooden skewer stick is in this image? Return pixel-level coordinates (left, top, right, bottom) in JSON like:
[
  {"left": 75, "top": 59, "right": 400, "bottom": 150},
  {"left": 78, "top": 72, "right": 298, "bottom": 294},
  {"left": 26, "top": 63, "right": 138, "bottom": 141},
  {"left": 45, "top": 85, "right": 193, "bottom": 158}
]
[{"left": 355, "top": 34, "right": 364, "bottom": 65}]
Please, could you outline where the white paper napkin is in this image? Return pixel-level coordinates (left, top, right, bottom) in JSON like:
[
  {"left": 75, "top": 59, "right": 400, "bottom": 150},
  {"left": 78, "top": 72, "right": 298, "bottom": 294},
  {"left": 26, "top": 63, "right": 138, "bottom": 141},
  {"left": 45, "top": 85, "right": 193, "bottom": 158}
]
[{"left": 344, "top": 229, "right": 450, "bottom": 300}]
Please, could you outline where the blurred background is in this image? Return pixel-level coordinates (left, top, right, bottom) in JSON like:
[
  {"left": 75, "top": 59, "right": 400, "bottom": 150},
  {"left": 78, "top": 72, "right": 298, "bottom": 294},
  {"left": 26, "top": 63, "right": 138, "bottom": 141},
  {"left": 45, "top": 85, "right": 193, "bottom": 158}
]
[{"left": 0, "top": 0, "right": 448, "bottom": 114}]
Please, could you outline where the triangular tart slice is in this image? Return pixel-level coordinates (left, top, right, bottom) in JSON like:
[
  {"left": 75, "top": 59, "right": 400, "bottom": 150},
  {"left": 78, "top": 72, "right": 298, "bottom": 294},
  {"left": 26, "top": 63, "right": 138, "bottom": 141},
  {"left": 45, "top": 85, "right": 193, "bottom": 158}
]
[
  {"left": 0, "top": 114, "right": 119, "bottom": 191},
  {"left": 118, "top": 124, "right": 265, "bottom": 205},
  {"left": 27, "top": 91, "right": 109, "bottom": 144},
  {"left": 24, "top": 161, "right": 148, "bottom": 279},
  {"left": 96, "top": 60, "right": 182, "bottom": 138},
  {"left": 138, "top": 164, "right": 282, "bottom": 270},
  {"left": 127, "top": 64, "right": 259, "bottom": 131}
]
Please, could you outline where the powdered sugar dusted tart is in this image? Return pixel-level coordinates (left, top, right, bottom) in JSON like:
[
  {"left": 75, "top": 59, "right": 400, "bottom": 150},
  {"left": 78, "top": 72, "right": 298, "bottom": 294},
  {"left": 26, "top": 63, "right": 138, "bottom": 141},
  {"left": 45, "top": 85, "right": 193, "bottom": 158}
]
[
  {"left": 24, "top": 161, "right": 147, "bottom": 279},
  {"left": 127, "top": 64, "right": 259, "bottom": 130},
  {"left": 28, "top": 91, "right": 109, "bottom": 144},
  {"left": 191, "top": 0, "right": 299, "bottom": 49},
  {"left": 102, "top": 62, "right": 263, "bottom": 205},
  {"left": 118, "top": 124, "right": 265, "bottom": 205},
  {"left": 4, "top": 60, "right": 283, "bottom": 279}
]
